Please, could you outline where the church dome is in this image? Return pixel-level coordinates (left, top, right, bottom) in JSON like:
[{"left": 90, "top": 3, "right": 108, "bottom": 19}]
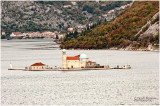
[{"left": 80, "top": 54, "right": 88, "bottom": 59}]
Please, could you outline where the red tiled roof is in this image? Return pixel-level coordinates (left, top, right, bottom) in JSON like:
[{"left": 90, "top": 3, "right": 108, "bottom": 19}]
[
  {"left": 87, "top": 61, "right": 92, "bottom": 63},
  {"left": 31, "top": 62, "right": 45, "bottom": 66},
  {"left": 13, "top": 32, "right": 23, "bottom": 35},
  {"left": 75, "top": 55, "right": 80, "bottom": 57},
  {"left": 66, "top": 55, "right": 80, "bottom": 60}
]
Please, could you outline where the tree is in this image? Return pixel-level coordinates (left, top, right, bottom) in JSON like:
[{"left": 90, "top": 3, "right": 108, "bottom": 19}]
[
  {"left": 56, "top": 35, "right": 59, "bottom": 39},
  {"left": 5, "top": 31, "right": 11, "bottom": 38},
  {"left": 17, "top": 36, "right": 23, "bottom": 39},
  {"left": 105, "top": 18, "right": 107, "bottom": 22},
  {"left": 82, "top": 5, "right": 94, "bottom": 13},
  {"left": 1, "top": 35, "right": 6, "bottom": 39},
  {"left": 73, "top": 30, "right": 78, "bottom": 38}
]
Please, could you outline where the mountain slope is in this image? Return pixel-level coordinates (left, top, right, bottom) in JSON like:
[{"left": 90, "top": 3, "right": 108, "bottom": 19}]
[
  {"left": 1, "top": 1, "right": 130, "bottom": 34},
  {"left": 61, "top": 1, "right": 159, "bottom": 49}
]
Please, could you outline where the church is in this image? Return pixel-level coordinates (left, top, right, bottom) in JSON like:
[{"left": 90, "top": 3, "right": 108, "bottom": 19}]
[{"left": 62, "top": 49, "right": 101, "bottom": 69}]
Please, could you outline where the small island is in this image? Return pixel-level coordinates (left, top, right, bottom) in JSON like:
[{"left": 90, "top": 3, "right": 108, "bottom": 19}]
[{"left": 8, "top": 49, "right": 131, "bottom": 71}]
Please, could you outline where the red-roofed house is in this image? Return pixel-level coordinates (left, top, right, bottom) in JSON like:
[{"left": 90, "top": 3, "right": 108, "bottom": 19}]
[
  {"left": 10, "top": 32, "right": 24, "bottom": 37},
  {"left": 29, "top": 62, "right": 46, "bottom": 70},
  {"left": 1, "top": 30, "right": 5, "bottom": 35}
]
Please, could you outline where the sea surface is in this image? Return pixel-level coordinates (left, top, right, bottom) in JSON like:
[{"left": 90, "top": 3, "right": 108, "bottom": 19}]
[{"left": 1, "top": 39, "right": 159, "bottom": 105}]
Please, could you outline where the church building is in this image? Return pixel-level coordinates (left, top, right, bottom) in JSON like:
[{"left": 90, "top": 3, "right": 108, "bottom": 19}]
[
  {"left": 62, "top": 49, "right": 101, "bottom": 69},
  {"left": 62, "top": 49, "right": 90, "bottom": 69}
]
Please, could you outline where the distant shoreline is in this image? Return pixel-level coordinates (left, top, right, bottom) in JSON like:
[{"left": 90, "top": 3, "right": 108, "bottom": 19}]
[
  {"left": 60, "top": 45, "right": 159, "bottom": 52},
  {"left": 2, "top": 39, "right": 159, "bottom": 52},
  {"left": 61, "top": 48, "right": 159, "bottom": 52}
]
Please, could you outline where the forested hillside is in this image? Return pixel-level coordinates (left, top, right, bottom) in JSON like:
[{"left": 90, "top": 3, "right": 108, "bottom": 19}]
[{"left": 61, "top": 1, "right": 159, "bottom": 49}]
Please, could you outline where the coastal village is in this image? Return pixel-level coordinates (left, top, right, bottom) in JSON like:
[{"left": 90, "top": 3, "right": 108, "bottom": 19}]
[
  {"left": 1, "top": 26, "right": 86, "bottom": 39},
  {"left": 2, "top": 29, "right": 67, "bottom": 39},
  {"left": 10, "top": 31, "right": 65, "bottom": 39}
]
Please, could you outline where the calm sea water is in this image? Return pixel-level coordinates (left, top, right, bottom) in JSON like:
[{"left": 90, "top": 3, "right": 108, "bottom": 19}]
[{"left": 1, "top": 39, "right": 159, "bottom": 105}]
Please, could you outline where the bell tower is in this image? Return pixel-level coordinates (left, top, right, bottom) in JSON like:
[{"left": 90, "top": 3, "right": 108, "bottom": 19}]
[{"left": 62, "top": 49, "right": 67, "bottom": 69}]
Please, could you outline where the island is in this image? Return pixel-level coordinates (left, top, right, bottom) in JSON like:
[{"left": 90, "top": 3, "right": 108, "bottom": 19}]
[{"left": 8, "top": 49, "right": 131, "bottom": 71}]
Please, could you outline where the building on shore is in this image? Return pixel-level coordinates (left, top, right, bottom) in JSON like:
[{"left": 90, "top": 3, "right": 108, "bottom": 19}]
[
  {"left": 41, "top": 31, "right": 56, "bottom": 38},
  {"left": 26, "top": 62, "right": 47, "bottom": 70},
  {"left": 57, "top": 33, "right": 66, "bottom": 39},
  {"left": 10, "top": 32, "right": 24, "bottom": 37},
  {"left": 1, "top": 29, "right": 5, "bottom": 35},
  {"left": 67, "top": 27, "right": 75, "bottom": 33},
  {"left": 62, "top": 49, "right": 103, "bottom": 69}
]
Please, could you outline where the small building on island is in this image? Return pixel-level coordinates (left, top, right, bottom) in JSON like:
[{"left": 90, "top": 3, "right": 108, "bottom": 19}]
[
  {"left": 86, "top": 61, "right": 102, "bottom": 68},
  {"left": 26, "top": 62, "right": 47, "bottom": 70}
]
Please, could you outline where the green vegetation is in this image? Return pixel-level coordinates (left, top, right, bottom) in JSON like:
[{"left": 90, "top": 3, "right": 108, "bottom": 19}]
[
  {"left": 1, "top": 35, "right": 6, "bottom": 39},
  {"left": 17, "top": 36, "right": 23, "bottom": 39},
  {"left": 82, "top": 5, "right": 94, "bottom": 13},
  {"left": 61, "top": 1, "right": 159, "bottom": 49},
  {"left": 63, "top": 20, "right": 104, "bottom": 43},
  {"left": 100, "top": 1, "right": 129, "bottom": 11},
  {"left": 56, "top": 35, "right": 59, "bottom": 39}
]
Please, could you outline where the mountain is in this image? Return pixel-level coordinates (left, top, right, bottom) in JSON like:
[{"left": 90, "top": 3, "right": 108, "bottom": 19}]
[
  {"left": 1, "top": 1, "right": 131, "bottom": 35},
  {"left": 60, "top": 1, "right": 159, "bottom": 50}
]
